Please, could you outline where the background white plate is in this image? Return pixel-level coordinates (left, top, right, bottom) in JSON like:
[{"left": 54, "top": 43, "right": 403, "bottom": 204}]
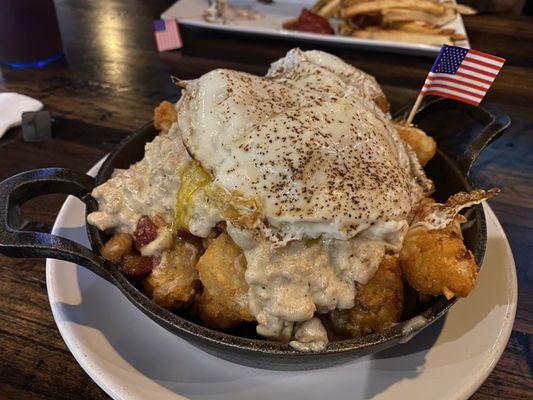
[
  {"left": 162, "top": 0, "right": 470, "bottom": 56},
  {"left": 46, "top": 160, "right": 516, "bottom": 400}
]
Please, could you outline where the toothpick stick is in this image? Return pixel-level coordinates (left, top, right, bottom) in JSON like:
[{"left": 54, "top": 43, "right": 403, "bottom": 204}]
[
  {"left": 170, "top": 75, "right": 188, "bottom": 89},
  {"left": 406, "top": 94, "right": 424, "bottom": 125}
]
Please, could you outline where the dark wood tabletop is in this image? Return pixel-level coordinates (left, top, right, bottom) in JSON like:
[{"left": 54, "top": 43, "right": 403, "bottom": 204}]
[{"left": 0, "top": 0, "right": 531, "bottom": 398}]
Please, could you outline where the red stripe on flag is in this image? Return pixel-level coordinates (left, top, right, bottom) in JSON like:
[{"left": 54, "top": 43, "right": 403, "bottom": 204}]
[
  {"left": 425, "top": 76, "right": 489, "bottom": 92},
  {"left": 463, "top": 56, "right": 502, "bottom": 71},
  {"left": 468, "top": 49, "right": 505, "bottom": 63},
  {"left": 459, "top": 64, "right": 498, "bottom": 78},
  {"left": 423, "top": 83, "right": 484, "bottom": 99},
  {"left": 455, "top": 71, "right": 493, "bottom": 85},
  {"left": 424, "top": 90, "right": 480, "bottom": 106}
]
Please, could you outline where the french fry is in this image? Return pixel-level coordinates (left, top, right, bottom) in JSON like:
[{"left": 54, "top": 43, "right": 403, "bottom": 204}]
[
  {"left": 450, "top": 33, "right": 467, "bottom": 41},
  {"left": 439, "top": 0, "right": 477, "bottom": 14},
  {"left": 453, "top": 4, "right": 478, "bottom": 15},
  {"left": 391, "top": 21, "right": 442, "bottom": 34},
  {"left": 340, "top": 0, "right": 446, "bottom": 18},
  {"left": 389, "top": 23, "right": 464, "bottom": 43},
  {"left": 407, "top": 20, "right": 431, "bottom": 26},
  {"left": 352, "top": 29, "right": 454, "bottom": 45},
  {"left": 439, "top": 28, "right": 455, "bottom": 34},
  {"left": 318, "top": 0, "right": 342, "bottom": 18},
  {"left": 341, "top": 0, "right": 374, "bottom": 6},
  {"left": 311, "top": 0, "right": 330, "bottom": 13},
  {"left": 381, "top": 8, "right": 456, "bottom": 26}
]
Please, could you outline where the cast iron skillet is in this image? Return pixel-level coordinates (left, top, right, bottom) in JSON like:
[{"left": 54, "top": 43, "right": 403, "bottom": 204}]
[{"left": 0, "top": 98, "right": 510, "bottom": 370}]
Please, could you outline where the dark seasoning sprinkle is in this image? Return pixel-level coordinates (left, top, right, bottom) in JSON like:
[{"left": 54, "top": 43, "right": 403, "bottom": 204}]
[{"left": 185, "top": 62, "right": 421, "bottom": 237}]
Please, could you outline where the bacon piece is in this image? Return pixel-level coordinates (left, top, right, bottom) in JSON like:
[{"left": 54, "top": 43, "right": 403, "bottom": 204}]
[{"left": 133, "top": 216, "right": 158, "bottom": 251}]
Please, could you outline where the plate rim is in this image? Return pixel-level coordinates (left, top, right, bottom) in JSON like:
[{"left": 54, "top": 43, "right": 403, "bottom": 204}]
[
  {"left": 161, "top": 0, "right": 471, "bottom": 56},
  {"left": 45, "top": 161, "right": 517, "bottom": 400}
]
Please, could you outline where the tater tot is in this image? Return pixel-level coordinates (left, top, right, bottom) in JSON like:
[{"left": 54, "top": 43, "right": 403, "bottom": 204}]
[
  {"left": 400, "top": 220, "right": 477, "bottom": 299},
  {"left": 394, "top": 122, "right": 437, "bottom": 166},
  {"left": 195, "top": 233, "right": 254, "bottom": 330},
  {"left": 400, "top": 188, "right": 498, "bottom": 299},
  {"left": 153, "top": 100, "right": 177, "bottom": 133},
  {"left": 143, "top": 237, "right": 202, "bottom": 310},
  {"left": 327, "top": 255, "right": 403, "bottom": 339},
  {"left": 100, "top": 233, "right": 132, "bottom": 263}
]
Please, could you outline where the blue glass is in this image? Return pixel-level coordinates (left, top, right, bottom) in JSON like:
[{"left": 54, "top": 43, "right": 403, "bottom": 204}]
[
  {"left": 2, "top": 52, "right": 64, "bottom": 69},
  {"left": 0, "top": 0, "right": 63, "bottom": 69}
]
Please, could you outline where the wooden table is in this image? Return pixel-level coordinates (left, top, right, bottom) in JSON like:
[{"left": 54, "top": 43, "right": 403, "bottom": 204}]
[{"left": 0, "top": 1, "right": 531, "bottom": 398}]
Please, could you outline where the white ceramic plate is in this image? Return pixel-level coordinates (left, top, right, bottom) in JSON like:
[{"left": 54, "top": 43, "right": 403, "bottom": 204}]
[
  {"left": 46, "top": 159, "right": 516, "bottom": 400},
  {"left": 161, "top": 0, "right": 470, "bottom": 56}
]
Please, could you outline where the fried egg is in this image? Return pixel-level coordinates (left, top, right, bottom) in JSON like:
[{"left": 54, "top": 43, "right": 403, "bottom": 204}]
[{"left": 177, "top": 48, "right": 431, "bottom": 243}]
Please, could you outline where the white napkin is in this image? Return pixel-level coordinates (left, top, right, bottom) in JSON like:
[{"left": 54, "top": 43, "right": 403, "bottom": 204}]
[{"left": 0, "top": 92, "right": 44, "bottom": 139}]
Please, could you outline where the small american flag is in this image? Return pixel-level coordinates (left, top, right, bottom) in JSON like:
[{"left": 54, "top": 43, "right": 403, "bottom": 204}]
[
  {"left": 153, "top": 19, "right": 182, "bottom": 52},
  {"left": 421, "top": 45, "right": 505, "bottom": 106}
]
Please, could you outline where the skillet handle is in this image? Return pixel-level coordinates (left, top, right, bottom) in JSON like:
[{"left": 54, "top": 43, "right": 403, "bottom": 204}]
[
  {"left": 407, "top": 97, "right": 511, "bottom": 175},
  {"left": 0, "top": 168, "right": 115, "bottom": 283}
]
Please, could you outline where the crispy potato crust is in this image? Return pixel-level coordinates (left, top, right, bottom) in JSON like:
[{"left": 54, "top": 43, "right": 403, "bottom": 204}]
[
  {"left": 327, "top": 255, "right": 403, "bottom": 339},
  {"left": 195, "top": 233, "right": 254, "bottom": 329},
  {"left": 153, "top": 100, "right": 177, "bottom": 133},
  {"left": 400, "top": 220, "right": 477, "bottom": 299},
  {"left": 374, "top": 94, "right": 391, "bottom": 114},
  {"left": 413, "top": 189, "right": 499, "bottom": 225},
  {"left": 100, "top": 233, "right": 132, "bottom": 263},
  {"left": 143, "top": 237, "right": 202, "bottom": 310},
  {"left": 394, "top": 122, "right": 437, "bottom": 166}
]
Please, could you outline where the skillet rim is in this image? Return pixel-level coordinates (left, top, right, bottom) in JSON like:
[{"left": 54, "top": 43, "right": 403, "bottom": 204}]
[{"left": 84, "top": 122, "right": 485, "bottom": 357}]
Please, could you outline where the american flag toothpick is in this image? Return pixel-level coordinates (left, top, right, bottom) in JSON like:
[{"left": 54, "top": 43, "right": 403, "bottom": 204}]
[
  {"left": 153, "top": 19, "right": 183, "bottom": 52},
  {"left": 406, "top": 45, "right": 505, "bottom": 124}
]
